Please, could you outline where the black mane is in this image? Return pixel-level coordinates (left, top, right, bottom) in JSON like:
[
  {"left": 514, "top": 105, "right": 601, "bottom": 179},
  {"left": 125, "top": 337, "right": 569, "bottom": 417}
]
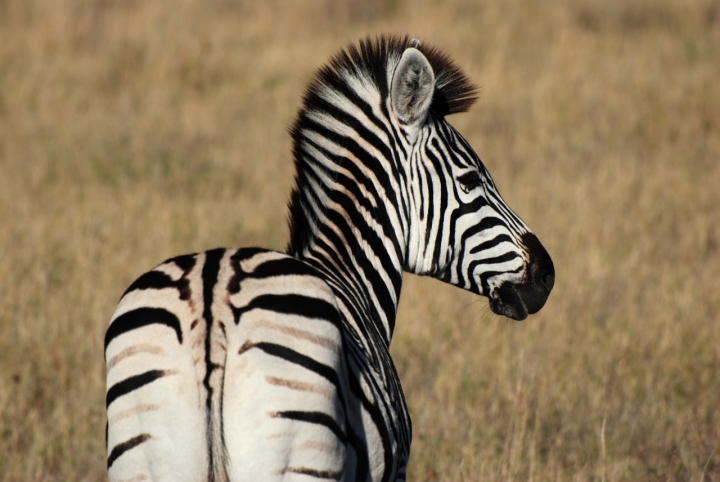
[
  {"left": 314, "top": 34, "right": 477, "bottom": 118},
  {"left": 286, "top": 35, "right": 478, "bottom": 254}
]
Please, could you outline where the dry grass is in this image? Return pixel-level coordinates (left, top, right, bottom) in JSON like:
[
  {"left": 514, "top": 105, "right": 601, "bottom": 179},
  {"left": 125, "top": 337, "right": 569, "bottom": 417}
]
[{"left": 1, "top": 0, "right": 719, "bottom": 480}]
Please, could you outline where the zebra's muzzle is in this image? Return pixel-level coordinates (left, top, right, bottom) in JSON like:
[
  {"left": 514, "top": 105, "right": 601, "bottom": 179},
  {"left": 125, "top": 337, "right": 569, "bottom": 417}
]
[
  {"left": 490, "top": 283, "right": 529, "bottom": 320},
  {"left": 489, "top": 233, "right": 554, "bottom": 321}
]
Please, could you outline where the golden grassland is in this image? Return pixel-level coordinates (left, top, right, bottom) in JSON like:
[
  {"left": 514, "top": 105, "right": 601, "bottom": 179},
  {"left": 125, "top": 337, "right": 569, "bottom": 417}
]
[{"left": 1, "top": 0, "right": 719, "bottom": 480}]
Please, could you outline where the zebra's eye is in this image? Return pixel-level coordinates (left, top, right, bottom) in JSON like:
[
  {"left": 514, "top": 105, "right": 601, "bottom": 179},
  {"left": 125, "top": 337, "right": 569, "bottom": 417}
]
[{"left": 457, "top": 171, "right": 484, "bottom": 193}]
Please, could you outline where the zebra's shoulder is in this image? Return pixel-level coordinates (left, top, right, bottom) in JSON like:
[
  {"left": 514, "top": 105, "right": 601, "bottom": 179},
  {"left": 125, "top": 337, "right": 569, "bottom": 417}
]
[
  {"left": 224, "top": 248, "right": 342, "bottom": 326},
  {"left": 226, "top": 247, "right": 330, "bottom": 287}
]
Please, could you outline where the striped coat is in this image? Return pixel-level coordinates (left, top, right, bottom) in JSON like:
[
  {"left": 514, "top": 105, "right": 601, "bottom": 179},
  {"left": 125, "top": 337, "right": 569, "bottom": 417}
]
[{"left": 106, "top": 35, "right": 554, "bottom": 482}]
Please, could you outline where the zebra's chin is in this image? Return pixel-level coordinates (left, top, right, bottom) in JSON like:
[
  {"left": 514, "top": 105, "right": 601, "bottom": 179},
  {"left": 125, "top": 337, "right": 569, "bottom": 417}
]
[
  {"left": 489, "top": 273, "right": 554, "bottom": 321},
  {"left": 489, "top": 281, "right": 553, "bottom": 321}
]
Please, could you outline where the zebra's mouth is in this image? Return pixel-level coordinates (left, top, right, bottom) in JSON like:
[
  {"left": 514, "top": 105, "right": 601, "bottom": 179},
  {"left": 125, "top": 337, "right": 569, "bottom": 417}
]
[
  {"left": 490, "top": 283, "right": 529, "bottom": 321},
  {"left": 489, "top": 272, "right": 554, "bottom": 321}
]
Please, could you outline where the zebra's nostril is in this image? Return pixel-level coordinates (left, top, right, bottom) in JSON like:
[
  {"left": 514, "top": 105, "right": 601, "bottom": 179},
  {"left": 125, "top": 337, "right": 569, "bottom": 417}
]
[{"left": 541, "top": 272, "right": 554, "bottom": 291}]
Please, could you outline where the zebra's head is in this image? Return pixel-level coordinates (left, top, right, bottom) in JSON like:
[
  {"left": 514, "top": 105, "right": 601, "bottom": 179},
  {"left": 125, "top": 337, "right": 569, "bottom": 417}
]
[
  {"left": 393, "top": 42, "right": 554, "bottom": 320},
  {"left": 287, "top": 36, "right": 553, "bottom": 322}
]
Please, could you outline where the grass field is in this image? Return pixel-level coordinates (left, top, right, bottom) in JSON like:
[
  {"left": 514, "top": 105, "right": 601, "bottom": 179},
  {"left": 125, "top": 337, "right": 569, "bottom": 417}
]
[{"left": 1, "top": 0, "right": 719, "bottom": 480}]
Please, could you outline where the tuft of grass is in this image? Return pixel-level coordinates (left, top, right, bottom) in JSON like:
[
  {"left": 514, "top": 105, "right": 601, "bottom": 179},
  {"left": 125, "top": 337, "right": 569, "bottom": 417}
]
[{"left": 1, "top": 0, "right": 719, "bottom": 480}]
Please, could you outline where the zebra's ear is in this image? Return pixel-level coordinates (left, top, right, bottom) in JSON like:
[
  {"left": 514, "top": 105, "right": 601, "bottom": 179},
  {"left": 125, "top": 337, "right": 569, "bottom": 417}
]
[{"left": 391, "top": 47, "right": 436, "bottom": 127}]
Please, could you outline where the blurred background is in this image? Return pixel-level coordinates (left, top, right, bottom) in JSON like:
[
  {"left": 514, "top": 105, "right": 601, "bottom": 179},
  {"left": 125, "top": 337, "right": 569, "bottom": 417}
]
[{"left": 0, "top": 0, "right": 718, "bottom": 480}]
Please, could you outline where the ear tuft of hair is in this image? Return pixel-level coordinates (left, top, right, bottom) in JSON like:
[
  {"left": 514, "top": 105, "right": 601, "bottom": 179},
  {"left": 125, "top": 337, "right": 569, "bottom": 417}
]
[{"left": 414, "top": 39, "right": 478, "bottom": 116}]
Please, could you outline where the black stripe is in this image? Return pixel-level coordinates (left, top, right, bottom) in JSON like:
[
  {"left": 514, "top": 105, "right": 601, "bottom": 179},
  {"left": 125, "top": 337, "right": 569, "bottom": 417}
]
[
  {"left": 469, "top": 234, "right": 515, "bottom": 254},
  {"left": 122, "top": 271, "right": 176, "bottom": 298},
  {"left": 309, "top": 95, "right": 395, "bottom": 172},
  {"left": 312, "top": 221, "right": 377, "bottom": 315},
  {"left": 107, "top": 433, "right": 151, "bottom": 468},
  {"left": 454, "top": 189, "right": 491, "bottom": 216},
  {"left": 347, "top": 363, "right": 390, "bottom": 481},
  {"left": 105, "top": 308, "right": 182, "bottom": 350},
  {"left": 473, "top": 251, "right": 520, "bottom": 266},
  {"left": 162, "top": 253, "right": 198, "bottom": 272},
  {"left": 304, "top": 250, "right": 383, "bottom": 368},
  {"left": 301, "top": 129, "right": 402, "bottom": 262},
  {"left": 231, "top": 294, "right": 339, "bottom": 326},
  {"left": 455, "top": 216, "right": 506, "bottom": 287},
  {"left": 425, "top": 141, "right": 450, "bottom": 268},
  {"left": 301, "top": 139, "right": 400, "bottom": 259},
  {"left": 227, "top": 247, "right": 274, "bottom": 294},
  {"left": 305, "top": 245, "right": 384, "bottom": 368},
  {"left": 122, "top": 255, "right": 197, "bottom": 300},
  {"left": 106, "top": 370, "right": 167, "bottom": 408},
  {"left": 271, "top": 411, "right": 346, "bottom": 445},
  {"left": 318, "top": 69, "right": 387, "bottom": 134},
  {"left": 246, "top": 257, "right": 319, "bottom": 279},
  {"left": 245, "top": 342, "right": 341, "bottom": 390},
  {"left": 201, "top": 248, "right": 225, "bottom": 390},
  {"left": 322, "top": 209, "right": 396, "bottom": 335},
  {"left": 201, "top": 248, "right": 225, "bottom": 482},
  {"left": 286, "top": 467, "right": 342, "bottom": 480},
  {"left": 301, "top": 117, "right": 399, "bottom": 207},
  {"left": 475, "top": 265, "right": 524, "bottom": 294}
]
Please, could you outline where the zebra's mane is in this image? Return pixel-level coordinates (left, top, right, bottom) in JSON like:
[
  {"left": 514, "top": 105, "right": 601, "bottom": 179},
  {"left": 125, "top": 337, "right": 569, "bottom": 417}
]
[
  {"left": 286, "top": 35, "right": 478, "bottom": 255},
  {"left": 314, "top": 34, "right": 478, "bottom": 118}
]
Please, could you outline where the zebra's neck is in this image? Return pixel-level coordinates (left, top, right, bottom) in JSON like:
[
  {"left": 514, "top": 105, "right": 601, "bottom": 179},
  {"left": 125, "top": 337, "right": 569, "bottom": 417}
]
[
  {"left": 285, "top": 147, "right": 408, "bottom": 346},
  {"left": 285, "top": 62, "right": 410, "bottom": 345}
]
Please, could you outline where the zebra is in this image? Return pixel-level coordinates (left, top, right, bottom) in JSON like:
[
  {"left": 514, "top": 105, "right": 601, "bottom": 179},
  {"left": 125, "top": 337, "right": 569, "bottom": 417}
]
[{"left": 105, "top": 35, "right": 554, "bottom": 482}]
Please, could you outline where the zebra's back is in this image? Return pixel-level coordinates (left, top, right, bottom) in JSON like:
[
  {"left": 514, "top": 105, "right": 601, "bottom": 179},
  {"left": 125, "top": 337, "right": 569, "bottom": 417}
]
[{"left": 106, "top": 247, "right": 350, "bottom": 481}]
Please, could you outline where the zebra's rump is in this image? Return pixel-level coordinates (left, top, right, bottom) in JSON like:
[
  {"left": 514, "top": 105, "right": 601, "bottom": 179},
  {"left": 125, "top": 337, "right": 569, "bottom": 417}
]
[{"left": 105, "top": 248, "right": 353, "bottom": 481}]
